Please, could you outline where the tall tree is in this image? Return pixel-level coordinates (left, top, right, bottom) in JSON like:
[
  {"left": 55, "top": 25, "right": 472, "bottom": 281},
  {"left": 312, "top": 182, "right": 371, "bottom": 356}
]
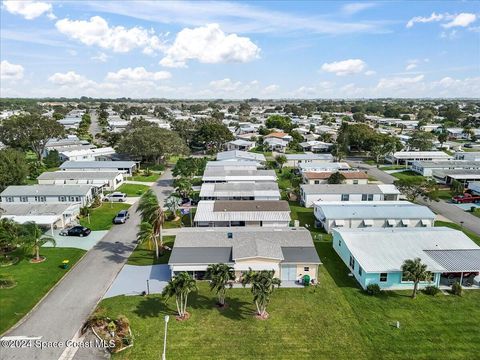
[
  {"left": 407, "top": 131, "right": 436, "bottom": 151},
  {"left": 173, "top": 177, "right": 193, "bottom": 199},
  {"left": 193, "top": 119, "right": 234, "bottom": 151},
  {"left": 206, "top": 263, "right": 235, "bottom": 307},
  {"left": 401, "top": 258, "right": 430, "bottom": 299},
  {"left": 21, "top": 222, "right": 56, "bottom": 262},
  {"left": 0, "top": 114, "right": 64, "bottom": 160},
  {"left": 136, "top": 190, "right": 165, "bottom": 258},
  {"left": 327, "top": 172, "right": 346, "bottom": 184},
  {"left": 162, "top": 272, "right": 197, "bottom": 319},
  {"left": 241, "top": 269, "right": 281, "bottom": 319},
  {"left": 275, "top": 155, "right": 287, "bottom": 171},
  {"left": 0, "top": 148, "right": 29, "bottom": 191},
  {"left": 393, "top": 178, "right": 438, "bottom": 202},
  {"left": 0, "top": 218, "right": 23, "bottom": 253},
  {"left": 437, "top": 132, "right": 448, "bottom": 149}
]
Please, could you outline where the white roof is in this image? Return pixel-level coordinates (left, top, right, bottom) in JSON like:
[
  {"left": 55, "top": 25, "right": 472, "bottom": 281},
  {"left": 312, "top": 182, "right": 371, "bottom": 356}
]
[
  {"left": 200, "top": 182, "right": 280, "bottom": 198},
  {"left": 392, "top": 151, "right": 452, "bottom": 159},
  {"left": 216, "top": 150, "right": 266, "bottom": 163},
  {"left": 60, "top": 147, "right": 116, "bottom": 158},
  {"left": 335, "top": 227, "right": 479, "bottom": 272}
]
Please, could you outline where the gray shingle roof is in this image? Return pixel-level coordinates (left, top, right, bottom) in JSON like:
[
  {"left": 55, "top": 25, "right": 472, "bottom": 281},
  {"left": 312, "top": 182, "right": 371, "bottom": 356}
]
[
  {"left": 38, "top": 171, "right": 120, "bottom": 181},
  {"left": 302, "top": 184, "right": 384, "bottom": 195},
  {"left": 169, "top": 227, "right": 320, "bottom": 265},
  {"left": 195, "top": 201, "right": 291, "bottom": 222},
  {"left": 60, "top": 161, "right": 136, "bottom": 169}
]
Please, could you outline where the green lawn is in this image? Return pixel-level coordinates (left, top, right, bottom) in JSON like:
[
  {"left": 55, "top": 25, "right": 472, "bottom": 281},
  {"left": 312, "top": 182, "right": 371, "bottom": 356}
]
[
  {"left": 436, "top": 189, "right": 453, "bottom": 200},
  {"left": 435, "top": 220, "right": 480, "bottom": 245},
  {"left": 379, "top": 165, "right": 408, "bottom": 171},
  {"left": 392, "top": 170, "right": 424, "bottom": 182},
  {"left": 128, "top": 173, "right": 161, "bottom": 182},
  {"left": 80, "top": 203, "right": 131, "bottom": 231},
  {"left": 127, "top": 236, "right": 175, "bottom": 266},
  {"left": 163, "top": 210, "right": 196, "bottom": 229},
  {"left": 117, "top": 183, "right": 150, "bottom": 196},
  {"left": 0, "top": 247, "right": 86, "bottom": 334},
  {"left": 276, "top": 167, "right": 294, "bottom": 190},
  {"left": 101, "top": 236, "right": 480, "bottom": 360}
]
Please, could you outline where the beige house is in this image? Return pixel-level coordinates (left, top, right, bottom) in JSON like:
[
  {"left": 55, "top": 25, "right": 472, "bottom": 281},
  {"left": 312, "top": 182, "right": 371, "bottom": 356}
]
[{"left": 168, "top": 227, "right": 321, "bottom": 284}]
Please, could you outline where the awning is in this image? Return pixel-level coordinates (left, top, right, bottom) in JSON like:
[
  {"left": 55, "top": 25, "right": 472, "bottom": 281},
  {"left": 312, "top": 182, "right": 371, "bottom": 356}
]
[
  {"left": 387, "top": 219, "right": 396, "bottom": 226},
  {"left": 363, "top": 219, "right": 374, "bottom": 226},
  {"left": 234, "top": 263, "right": 278, "bottom": 271},
  {"left": 401, "top": 219, "right": 410, "bottom": 226},
  {"left": 334, "top": 219, "right": 345, "bottom": 226}
]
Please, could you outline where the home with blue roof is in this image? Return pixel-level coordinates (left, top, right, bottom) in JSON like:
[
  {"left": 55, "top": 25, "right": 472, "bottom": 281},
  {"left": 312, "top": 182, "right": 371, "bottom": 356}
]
[{"left": 332, "top": 227, "right": 480, "bottom": 290}]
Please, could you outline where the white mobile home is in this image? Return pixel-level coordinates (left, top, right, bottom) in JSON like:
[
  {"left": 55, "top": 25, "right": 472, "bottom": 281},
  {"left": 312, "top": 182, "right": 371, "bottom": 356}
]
[
  {"left": 37, "top": 171, "right": 124, "bottom": 191},
  {"left": 0, "top": 185, "right": 96, "bottom": 207}
]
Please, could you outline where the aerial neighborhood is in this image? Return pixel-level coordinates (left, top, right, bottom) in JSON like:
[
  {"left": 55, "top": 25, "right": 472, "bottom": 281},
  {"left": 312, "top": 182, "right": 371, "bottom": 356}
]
[{"left": 0, "top": 1, "right": 479, "bottom": 359}]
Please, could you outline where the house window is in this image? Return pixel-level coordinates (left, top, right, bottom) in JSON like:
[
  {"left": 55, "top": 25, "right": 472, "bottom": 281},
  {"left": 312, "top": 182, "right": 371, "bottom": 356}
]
[
  {"left": 380, "top": 273, "right": 388, "bottom": 282},
  {"left": 401, "top": 272, "right": 410, "bottom": 282},
  {"left": 358, "top": 266, "right": 363, "bottom": 276},
  {"left": 349, "top": 255, "right": 355, "bottom": 270},
  {"left": 314, "top": 180, "right": 320, "bottom": 184},
  {"left": 362, "top": 194, "right": 367, "bottom": 201},
  {"left": 338, "top": 239, "right": 342, "bottom": 247},
  {"left": 367, "top": 194, "right": 373, "bottom": 201},
  {"left": 20, "top": 196, "right": 28, "bottom": 202},
  {"left": 58, "top": 196, "right": 66, "bottom": 202},
  {"left": 35, "top": 196, "right": 46, "bottom": 202},
  {"left": 353, "top": 180, "right": 358, "bottom": 184},
  {"left": 75, "top": 196, "right": 81, "bottom": 201},
  {"left": 341, "top": 194, "right": 350, "bottom": 201},
  {"left": 6, "top": 197, "right": 14, "bottom": 202},
  {"left": 69, "top": 196, "right": 75, "bottom": 202},
  {"left": 304, "top": 267, "right": 310, "bottom": 272}
]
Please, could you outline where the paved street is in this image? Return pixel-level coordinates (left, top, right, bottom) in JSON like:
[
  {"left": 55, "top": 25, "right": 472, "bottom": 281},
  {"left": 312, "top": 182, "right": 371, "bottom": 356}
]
[
  {"left": 88, "top": 111, "right": 103, "bottom": 140},
  {"left": 1, "top": 170, "right": 175, "bottom": 360},
  {"left": 348, "top": 159, "right": 480, "bottom": 236}
]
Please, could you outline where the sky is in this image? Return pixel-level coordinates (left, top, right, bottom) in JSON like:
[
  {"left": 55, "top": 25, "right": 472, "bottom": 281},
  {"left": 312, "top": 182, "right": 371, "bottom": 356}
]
[{"left": 0, "top": 0, "right": 479, "bottom": 99}]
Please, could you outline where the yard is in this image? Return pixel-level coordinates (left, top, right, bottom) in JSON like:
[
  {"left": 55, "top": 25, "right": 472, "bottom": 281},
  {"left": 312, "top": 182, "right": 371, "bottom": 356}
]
[
  {"left": 127, "top": 173, "right": 161, "bottom": 182},
  {"left": 101, "top": 235, "right": 480, "bottom": 360},
  {"left": 127, "top": 236, "right": 175, "bottom": 266},
  {"left": 391, "top": 170, "right": 424, "bottom": 182},
  {"left": 0, "top": 247, "right": 86, "bottom": 334},
  {"left": 80, "top": 203, "right": 131, "bottom": 231},
  {"left": 116, "top": 183, "right": 150, "bottom": 196}
]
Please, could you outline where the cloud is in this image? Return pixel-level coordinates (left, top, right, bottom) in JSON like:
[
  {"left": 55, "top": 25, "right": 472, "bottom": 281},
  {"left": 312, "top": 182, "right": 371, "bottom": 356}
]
[
  {"left": 405, "top": 58, "right": 429, "bottom": 71},
  {"left": 106, "top": 67, "right": 171, "bottom": 82},
  {"left": 91, "top": 52, "right": 108, "bottom": 62},
  {"left": 261, "top": 84, "right": 279, "bottom": 95},
  {"left": 376, "top": 74, "right": 425, "bottom": 91},
  {"left": 3, "top": 0, "right": 53, "bottom": 20},
  {"left": 442, "top": 13, "right": 477, "bottom": 28},
  {"left": 342, "top": 3, "right": 376, "bottom": 15},
  {"left": 48, "top": 71, "right": 93, "bottom": 87},
  {"left": 321, "top": 59, "right": 367, "bottom": 76},
  {"left": 209, "top": 78, "right": 244, "bottom": 92},
  {"left": 364, "top": 70, "right": 376, "bottom": 76},
  {"left": 406, "top": 12, "right": 444, "bottom": 28},
  {"left": 405, "top": 63, "right": 417, "bottom": 71},
  {"left": 0, "top": 60, "right": 25, "bottom": 80},
  {"left": 55, "top": 16, "right": 166, "bottom": 53},
  {"left": 160, "top": 24, "right": 260, "bottom": 68}
]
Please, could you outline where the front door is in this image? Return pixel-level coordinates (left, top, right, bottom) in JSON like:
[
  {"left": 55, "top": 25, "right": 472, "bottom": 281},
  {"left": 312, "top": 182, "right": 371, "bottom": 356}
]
[{"left": 281, "top": 265, "right": 297, "bottom": 281}]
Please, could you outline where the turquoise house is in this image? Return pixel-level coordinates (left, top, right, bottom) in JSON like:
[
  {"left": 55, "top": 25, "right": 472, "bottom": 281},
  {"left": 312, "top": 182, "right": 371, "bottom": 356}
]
[{"left": 332, "top": 227, "right": 480, "bottom": 290}]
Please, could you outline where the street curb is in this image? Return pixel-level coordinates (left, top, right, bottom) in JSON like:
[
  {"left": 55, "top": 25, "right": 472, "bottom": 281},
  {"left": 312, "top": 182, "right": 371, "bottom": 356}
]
[{"left": 0, "top": 249, "right": 89, "bottom": 337}]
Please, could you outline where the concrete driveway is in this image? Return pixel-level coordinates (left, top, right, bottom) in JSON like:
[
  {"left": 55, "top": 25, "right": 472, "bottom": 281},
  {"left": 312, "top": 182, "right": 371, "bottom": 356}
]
[
  {"left": 104, "top": 264, "right": 170, "bottom": 298},
  {"left": 44, "top": 230, "right": 109, "bottom": 251}
]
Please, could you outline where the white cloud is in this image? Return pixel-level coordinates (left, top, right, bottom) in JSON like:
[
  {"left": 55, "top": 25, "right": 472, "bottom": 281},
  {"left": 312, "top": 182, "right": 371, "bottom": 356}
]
[
  {"left": 55, "top": 16, "right": 166, "bottom": 53},
  {"left": 48, "top": 71, "right": 93, "bottom": 87},
  {"left": 261, "top": 84, "right": 279, "bottom": 95},
  {"left": 91, "top": 52, "right": 109, "bottom": 62},
  {"left": 209, "top": 78, "right": 243, "bottom": 92},
  {"left": 321, "top": 59, "right": 367, "bottom": 76},
  {"left": 376, "top": 74, "right": 425, "bottom": 91},
  {"left": 364, "top": 70, "right": 376, "bottom": 76},
  {"left": 3, "top": 0, "right": 53, "bottom": 20},
  {"left": 442, "top": 13, "right": 477, "bottom": 28},
  {"left": 342, "top": 3, "right": 376, "bottom": 15},
  {"left": 106, "top": 67, "right": 171, "bottom": 82},
  {"left": 405, "top": 63, "right": 417, "bottom": 71},
  {"left": 159, "top": 23, "right": 260, "bottom": 68},
  {"left": 406, "top": 12, "right": 444, "bottom": 28},
  {"left": 0, "top": 60, "right": 25, "bottom": 80}
]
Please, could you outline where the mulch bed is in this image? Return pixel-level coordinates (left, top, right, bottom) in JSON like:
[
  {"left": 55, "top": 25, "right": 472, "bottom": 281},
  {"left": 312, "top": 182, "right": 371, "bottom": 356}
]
[
  {"left": 29, "top": 256, "right": 46, "bottom": 264},
  {"left": 255, "top": 312, "right": 269, "bottom": 320},
  {"left": 175, "top": 312, "right": 191, "bottom": 321}
]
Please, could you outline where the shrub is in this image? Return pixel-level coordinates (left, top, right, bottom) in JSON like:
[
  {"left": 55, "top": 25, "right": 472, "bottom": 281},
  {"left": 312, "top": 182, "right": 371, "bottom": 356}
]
[
  {"left": 122, "top": 334, "right": 133, "bottom": 346},
  {"left": 451, "top": 281, "right": 463, "bottom": 296},
  {"left": 366, "top": 283, "right": 382, "bottom": 296},
  {"left": 80, "top": 206, "right": 90, "bottom": 217},
  {"left": 0, "top": 275, "right": 17, "bottom": 289},
  {"left": 423, "top": 285, "right": 441, "bottom": 296}
]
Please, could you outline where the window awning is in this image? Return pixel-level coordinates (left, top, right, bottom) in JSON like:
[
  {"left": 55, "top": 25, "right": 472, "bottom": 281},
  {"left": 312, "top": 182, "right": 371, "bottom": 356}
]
[
  {"left": 334, "top": 219, "right": 345, "bottom": 226},
  {"left": 363, "top": 219, "right": 374, "bottom": 226},
  {"left": 387, "top": 219, "right": 396, "bottom": 226},
  {"left": 402, "top": 219, "right": 410, "bottom": 226}
]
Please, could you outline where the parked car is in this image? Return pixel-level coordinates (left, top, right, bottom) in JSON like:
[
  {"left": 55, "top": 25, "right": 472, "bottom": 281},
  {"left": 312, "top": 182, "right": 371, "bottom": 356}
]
[
  {"left": 452, "top": 193, "right": 480, "bottom": 203},
  {"left": 60, "top": 226, "right": 91, "bottom": 237},
  {"left": 104, "top": 192, "right": 127, "bottom": 202},
  {"left": 113, "top": 210, "right": 130, "bottom": 224}
]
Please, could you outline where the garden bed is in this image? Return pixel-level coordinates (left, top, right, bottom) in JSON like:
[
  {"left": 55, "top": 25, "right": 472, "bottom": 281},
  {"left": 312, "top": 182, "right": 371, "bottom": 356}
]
[
  {"left": 88, "top": 312, "right": 133, "bottom": 353},
  {"left": 0, "top": 256, "right": 19, "bottom": 267}
]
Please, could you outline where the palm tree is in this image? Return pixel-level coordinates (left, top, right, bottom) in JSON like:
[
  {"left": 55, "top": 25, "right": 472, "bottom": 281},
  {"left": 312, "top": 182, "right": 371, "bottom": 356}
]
[
  {"left": 21, "top": 222, "right": 56, "bottom": 262},
  {"left": 401, "top": 258, "right": 430, "bottom": 299},
  {"left": 136, "top": 222, "right": 160, "bottom": 257},
  {"left": 173, "top": 177, "right": 193, "bottom": 199},
  {"left": 165, "top": 195, "right": 182, "bottom": 220},
  {"left": 0, "top": 218, "right": 23, "bottom": 253},
  {"left": 136, "top": 189, "right": 164, "bottom": 258},
  {"left": 275, "top": 155, "right": 287, "bottom": 172},
  {"left": 241, "top": 269, "right": 281, "bottom": 318},
  {"left": 162, "top": 272, "right": 197, "bottom": 319},
  {"left": 206, "top": 263, "right": 235, "bottom": 307}
]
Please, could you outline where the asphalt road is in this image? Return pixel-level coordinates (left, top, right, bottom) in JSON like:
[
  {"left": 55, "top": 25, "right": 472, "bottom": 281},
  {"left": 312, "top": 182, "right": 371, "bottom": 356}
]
[
  {"left": 348, "top": 159, "right": 480, "bottom": 236},
  {"left": 0, "top": 170, "right": 174, "bottom": 360}
]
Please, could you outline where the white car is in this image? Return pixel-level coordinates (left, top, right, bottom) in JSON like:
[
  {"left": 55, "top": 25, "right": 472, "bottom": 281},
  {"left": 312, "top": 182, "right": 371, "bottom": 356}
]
[{"left": 104, "top": 192, "right": 127, "bottom": 202}]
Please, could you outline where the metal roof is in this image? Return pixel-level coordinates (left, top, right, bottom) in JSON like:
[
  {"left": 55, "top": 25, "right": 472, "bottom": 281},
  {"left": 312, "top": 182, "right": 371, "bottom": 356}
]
[
  {"left": 302, "top": 184, "right": 384, "bottom": 195},
  {"left": 412, "top": 160, "right": 480, "bottom": 169},
  {"left": 195, "top": 201, "right": 291, "bottom": 222},
  {"left": 423, "top": 250, "right": 480, "bottom": 272},
  {"left": 392, "top": 151, "right": 452, "bottom": 159},
  {"left": 200, "top": 182, "right": 280, "bottom": 198},
  {"left": 169, "top": 227, "right": 320, "bottom": 265},
  {"left": 38, "top": 171, "right": 121, "bottom": 181},
  {"left": 1, "top": 184, "right": 94, "bottom": 197},
  {"left": 206, "top": 160, "right": 259, "bottom": 169},
  {"left": 315, "top": 201, "right": 435, "bottom": 220},
  {"left": 216, "top": 150, "right": 266, "bottom": 162},
  {"left": 0, "top": 203, "right": 78, "bottom": 216},
  {"left": 202, "top": 168, "right": 276, "bottom": 181},
  {"left": 285, "top": 153, "right": 333, "bottom": 161},
  {"left": 60, "top": 161, "right": 136, "bottom": 169},
  {"left": 334, "top": 227, "right": 479, "bottom": 272}
]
